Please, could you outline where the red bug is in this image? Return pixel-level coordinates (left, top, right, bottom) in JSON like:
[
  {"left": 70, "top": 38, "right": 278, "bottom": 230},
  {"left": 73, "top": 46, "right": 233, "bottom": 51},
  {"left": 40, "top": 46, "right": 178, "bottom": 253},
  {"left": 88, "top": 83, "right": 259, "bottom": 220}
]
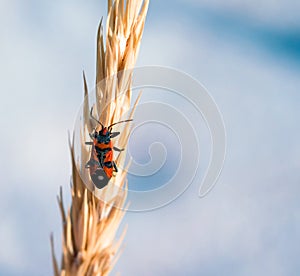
[{"left": 85, "top": 107, "right": 132, "bottom": 187}]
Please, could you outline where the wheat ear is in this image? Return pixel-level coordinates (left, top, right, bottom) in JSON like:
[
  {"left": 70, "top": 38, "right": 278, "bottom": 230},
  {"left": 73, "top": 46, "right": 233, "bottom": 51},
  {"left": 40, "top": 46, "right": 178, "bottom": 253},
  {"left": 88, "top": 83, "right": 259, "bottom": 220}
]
[{"left": 51, "top": 1, "right": 149, "bottom": 275}]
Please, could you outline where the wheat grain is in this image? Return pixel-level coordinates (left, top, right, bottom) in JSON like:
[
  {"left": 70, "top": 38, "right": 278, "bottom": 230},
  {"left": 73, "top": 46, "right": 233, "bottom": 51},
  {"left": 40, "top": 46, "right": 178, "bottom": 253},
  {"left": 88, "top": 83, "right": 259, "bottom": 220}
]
[{"left": 51, "top": 1, "right": 149, "bottom": 275}]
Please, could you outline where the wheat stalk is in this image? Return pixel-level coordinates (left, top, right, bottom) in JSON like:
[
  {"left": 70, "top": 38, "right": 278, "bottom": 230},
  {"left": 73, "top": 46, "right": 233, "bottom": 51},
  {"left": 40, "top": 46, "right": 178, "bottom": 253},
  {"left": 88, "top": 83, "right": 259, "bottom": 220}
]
[{"left": 51, "top": 1, "right": 149, "bottom": 275}]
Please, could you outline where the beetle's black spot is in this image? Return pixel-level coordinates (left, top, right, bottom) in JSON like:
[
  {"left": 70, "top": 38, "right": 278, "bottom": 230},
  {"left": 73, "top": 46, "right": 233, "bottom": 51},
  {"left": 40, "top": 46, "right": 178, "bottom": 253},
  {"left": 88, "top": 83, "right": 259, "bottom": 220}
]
[
  {"left": 95, "top": 146, "right": 112, "bottom": 153},
  {"left": 103, "top": 161, "right": 113, "bottom": 168}
]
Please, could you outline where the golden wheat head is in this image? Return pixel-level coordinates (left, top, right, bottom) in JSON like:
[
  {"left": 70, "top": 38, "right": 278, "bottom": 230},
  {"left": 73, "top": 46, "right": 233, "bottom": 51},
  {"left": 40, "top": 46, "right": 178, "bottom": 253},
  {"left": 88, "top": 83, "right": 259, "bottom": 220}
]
[{"left": 51, "top": 1, "right": 149, "bottom": 275}]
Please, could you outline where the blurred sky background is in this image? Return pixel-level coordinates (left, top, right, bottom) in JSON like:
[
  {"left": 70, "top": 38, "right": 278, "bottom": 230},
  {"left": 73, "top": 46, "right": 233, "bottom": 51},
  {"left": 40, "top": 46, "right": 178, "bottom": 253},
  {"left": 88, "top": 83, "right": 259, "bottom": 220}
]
[{"left": 1, "top": 0, "right": 300, "bottom": 275}]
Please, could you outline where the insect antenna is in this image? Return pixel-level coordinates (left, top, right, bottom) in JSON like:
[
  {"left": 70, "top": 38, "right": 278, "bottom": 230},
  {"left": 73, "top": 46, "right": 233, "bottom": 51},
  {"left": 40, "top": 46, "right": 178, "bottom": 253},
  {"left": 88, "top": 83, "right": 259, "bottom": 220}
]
[
  {"left": 90, "top": 107, "right": 104, "bottom": 129},
  {"left": 108, "top": 119, "right": 133, "bottom": 130}
]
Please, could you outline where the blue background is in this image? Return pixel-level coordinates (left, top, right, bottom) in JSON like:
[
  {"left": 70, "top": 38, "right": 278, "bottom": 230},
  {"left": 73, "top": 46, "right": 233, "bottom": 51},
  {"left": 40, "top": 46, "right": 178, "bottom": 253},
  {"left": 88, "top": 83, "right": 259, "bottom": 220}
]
[{"left": 0, "top": 0, "right": 299, "bottom": 275}]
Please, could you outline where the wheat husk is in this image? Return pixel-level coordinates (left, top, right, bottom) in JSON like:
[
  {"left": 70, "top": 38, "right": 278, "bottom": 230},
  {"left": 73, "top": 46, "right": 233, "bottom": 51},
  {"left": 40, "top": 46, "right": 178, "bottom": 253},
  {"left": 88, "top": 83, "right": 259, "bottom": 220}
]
[{"left": 51, "top": 1, "right": 149, "bottom": 275}]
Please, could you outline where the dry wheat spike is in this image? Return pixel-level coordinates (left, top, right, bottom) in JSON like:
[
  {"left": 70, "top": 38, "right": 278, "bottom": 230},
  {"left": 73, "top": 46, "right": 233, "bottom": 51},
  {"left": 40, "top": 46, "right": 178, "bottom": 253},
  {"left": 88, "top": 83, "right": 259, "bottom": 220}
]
[{"left": 51, "top": 1, "right": 149, "bottom": 275}]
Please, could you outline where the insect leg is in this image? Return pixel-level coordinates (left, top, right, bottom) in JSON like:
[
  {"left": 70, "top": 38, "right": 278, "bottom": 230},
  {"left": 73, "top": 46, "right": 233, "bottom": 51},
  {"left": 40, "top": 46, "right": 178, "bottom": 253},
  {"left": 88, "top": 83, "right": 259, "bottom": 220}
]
[
  {"left": 110, "top": 132, "right": 120, "bottom": 138},
  {"left": 113, "top": 161, "right": 118, "bottom": 172},
  {"left": 113, "top": 146, "right": 124, "bottom": 152}
]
